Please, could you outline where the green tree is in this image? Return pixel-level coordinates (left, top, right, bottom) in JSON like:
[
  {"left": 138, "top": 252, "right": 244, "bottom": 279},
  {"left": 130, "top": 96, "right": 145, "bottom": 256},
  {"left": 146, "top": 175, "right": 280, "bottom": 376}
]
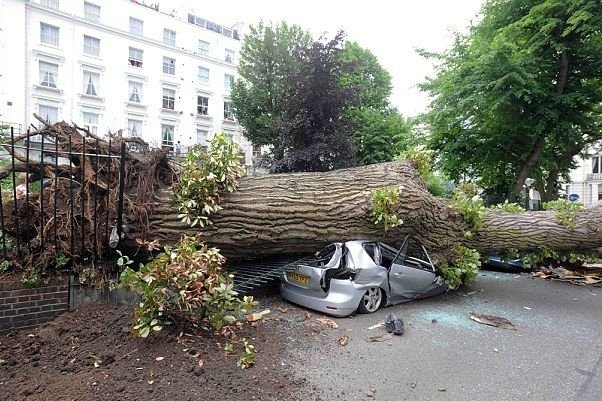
[
  {"left": 421, "top": 0, "right": 602, "bottom": 201},
  {"left": 231, "top": 21, "right": 312, "bottom": 148},
  {"left": 271, "top": 32, "right": 357, "bottom": 172},
  {"left": 339, "top": 42, "right": 414, "bottom": 165}
]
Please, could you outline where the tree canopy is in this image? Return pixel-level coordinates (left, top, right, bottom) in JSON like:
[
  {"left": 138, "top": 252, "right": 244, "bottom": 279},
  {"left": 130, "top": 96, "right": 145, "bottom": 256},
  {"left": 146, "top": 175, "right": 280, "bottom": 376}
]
[
  {"left": 421, "top": 0, "right": 602, "bottom": 201},
  {"left": 232, "top": 22, "right": 414, "bottom": 172}
]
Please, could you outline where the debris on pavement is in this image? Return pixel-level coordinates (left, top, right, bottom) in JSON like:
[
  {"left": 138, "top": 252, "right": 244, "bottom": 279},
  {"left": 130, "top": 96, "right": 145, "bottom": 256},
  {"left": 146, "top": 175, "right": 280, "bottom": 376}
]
[
  {"left": 337, "top": 336, "right": 349, "bottom": 346},
  {"left": 532, "top": 266, "right": 602, "bottom": 286},
  {"left": 469, "top": 313, "right": 517, "bottom": 330},
  {"left": 316, "top": 317, "right": 339, "bottom": 329},
  {"left": 367, "top": 322, "right": 384, "bottom": 330},
  {"left": 365, "top": 333, "right": 394, "bottom": 342},
  {"left": 245, "top": 309, "right": 271, "bottom": 322},
  {"left": 385, "top": 313, "right": 405, "bottom": 335}
]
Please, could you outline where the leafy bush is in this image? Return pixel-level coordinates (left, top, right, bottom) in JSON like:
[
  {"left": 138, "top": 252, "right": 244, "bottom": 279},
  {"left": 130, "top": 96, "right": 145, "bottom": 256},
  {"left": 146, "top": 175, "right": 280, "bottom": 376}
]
[
  {"left": 397, "top": 147, "right": 433, "bottom": 178},
  {"left": 521, "top": 246, "right": 598, "bottom": 269},
  {"left": 440, "top": 246, "right": 481, "bottom": 290},
  {"left": 120, "top": 235, "right": 257, "bottom": 338},
  {"left": 492, "top": 200, "right": 525, "bottom": 214},
  {"left": 542, "top": 199, "right": 583, "bottom": 230},
  {"left": 451, "top": 187, "right": 486, "bottom": 238},
  {"left": 371, "top": 185, "right": 403, "bottom": 231},
  {"left": 173, "top": 133, "right": 245, "bottom": 227}
]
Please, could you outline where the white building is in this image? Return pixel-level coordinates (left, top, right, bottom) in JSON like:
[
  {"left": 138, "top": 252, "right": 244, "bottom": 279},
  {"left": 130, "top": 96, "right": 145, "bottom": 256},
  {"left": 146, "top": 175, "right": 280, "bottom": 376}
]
[
  {"left": 0, "top": 0, "right": 253, "bottom": 165},
  {"left": 564, "top": 144, "right": 602, "bottom": 206}
]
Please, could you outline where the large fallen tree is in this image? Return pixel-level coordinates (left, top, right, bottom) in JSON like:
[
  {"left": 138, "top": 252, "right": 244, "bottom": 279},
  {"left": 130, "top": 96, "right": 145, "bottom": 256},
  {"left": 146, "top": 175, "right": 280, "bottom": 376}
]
[
  {"left": 141, "top": 161, "right": 602, "bottom": 264},
  {"left": 1, "top": 120, "right": 600, "bottom": 273}
]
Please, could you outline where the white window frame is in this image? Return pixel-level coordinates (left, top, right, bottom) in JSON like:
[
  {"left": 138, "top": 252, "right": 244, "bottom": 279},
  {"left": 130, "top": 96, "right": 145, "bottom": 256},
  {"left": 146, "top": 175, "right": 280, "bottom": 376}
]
[
  {"left": 84, "top": 2, "right": 100, "bottom": 23},
  {"left": 40, "top": 23, "right": 59, "bottom": 46},
  {"left": 196, "top": 128, "right": 208, "bottom": 148},
  {"left": 38, "top": 105, "right": 58, "bottom": 124},
  {"left": 82, "top": 70, "right": 100, "bottom": 96},
  {"left": 198, "top": 40, "right": 209, "bottom": 56},
  {"left": 592, "top": 156, "right": 601, "bottom": 174},
  {"left": 163, "top": 28, "right": 176, "bottom": 46},
  {"left": 128, "top": 119, "right": 142, "bottom": 137},
  {"left": 198, "top": 66, "right": 209, "bottom": 83},
  {"left": 225, "top": 49, "right": 235, "bottom": 63},
  {"left": 162, "top": 57, "right": 175, "bottom": 75},
  {"left": 224, "top": 101, "right": 234, "bottom": 120},
  {"left": 129, "top": 17, "right": 143, "bottom": 36},
  {"left": 128, "top": 80, "right": 142, "bottom": 103},
  {"left": 128, "top": 47, "right": 143, "bottom": 67},
  {"left": 82, "top": 111, "right": 99, "bottom": 135},
  {"left": 224, "top": 74, "right": 234, "bottom": 91},
  {"left": 197, "top": 96, "right": 209, "bottom": 115},
  {"left": 162, "top": 88, "right": 175, "bottom": 110},
  {"left": 161, "top": 124, "right": 174, "bottom": 150},
  {"left": 39, "top": 61, "right": 58, "bottom": 88},
  {"left": 41, "top": 0, "right": 59, "bottom": 9},
  {"left": 83, "top": 35, "right": 100, "bottom": 56}
]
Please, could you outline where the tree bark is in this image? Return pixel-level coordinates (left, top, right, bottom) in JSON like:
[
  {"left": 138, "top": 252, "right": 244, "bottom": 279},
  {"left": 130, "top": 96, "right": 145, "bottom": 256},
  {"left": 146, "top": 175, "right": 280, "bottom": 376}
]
[{"left": 132, "top": 161, "right": 602, "bottom": 263}]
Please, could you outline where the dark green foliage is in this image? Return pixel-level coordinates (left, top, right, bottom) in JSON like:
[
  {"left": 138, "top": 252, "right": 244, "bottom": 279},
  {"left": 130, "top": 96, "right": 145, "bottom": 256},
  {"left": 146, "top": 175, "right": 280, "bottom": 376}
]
[{"left": 421, "top": 0, "right": 602, "bottom": 200}]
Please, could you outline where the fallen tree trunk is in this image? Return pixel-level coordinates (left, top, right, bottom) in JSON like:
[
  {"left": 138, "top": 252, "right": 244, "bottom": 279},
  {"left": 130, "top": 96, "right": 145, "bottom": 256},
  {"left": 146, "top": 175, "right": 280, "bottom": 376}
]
[{"left": 137, "top": 161, "right": 602, "bottom": 263}]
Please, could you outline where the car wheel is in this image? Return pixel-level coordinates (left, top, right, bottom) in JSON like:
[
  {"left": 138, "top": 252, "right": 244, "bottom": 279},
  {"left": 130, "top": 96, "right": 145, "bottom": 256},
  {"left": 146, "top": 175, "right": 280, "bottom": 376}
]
[{"left": 357, "top": 287, "right": 383, "bottom": 314}]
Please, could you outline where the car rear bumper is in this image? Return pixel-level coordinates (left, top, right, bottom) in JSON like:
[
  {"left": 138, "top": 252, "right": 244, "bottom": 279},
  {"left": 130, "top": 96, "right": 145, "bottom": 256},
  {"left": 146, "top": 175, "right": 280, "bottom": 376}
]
[{"left": 280, "top": 278, "right": 365, "bottom": 318}]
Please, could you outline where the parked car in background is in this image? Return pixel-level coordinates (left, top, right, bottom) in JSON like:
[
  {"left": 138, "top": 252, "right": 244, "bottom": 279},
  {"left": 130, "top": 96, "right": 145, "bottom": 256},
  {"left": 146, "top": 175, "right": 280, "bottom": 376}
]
[
  {"left": 481, "top": 252, "right": 529, "bottom": 273},
  {"left": 280, "top": 236, "right": 447, "bottom": 317}
]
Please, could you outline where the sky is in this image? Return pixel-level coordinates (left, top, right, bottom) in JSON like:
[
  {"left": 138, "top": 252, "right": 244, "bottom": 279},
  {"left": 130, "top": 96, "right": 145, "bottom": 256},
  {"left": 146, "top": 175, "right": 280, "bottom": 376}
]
[{"left": 180, "top": 0, "right": 485, "bottom": 117}]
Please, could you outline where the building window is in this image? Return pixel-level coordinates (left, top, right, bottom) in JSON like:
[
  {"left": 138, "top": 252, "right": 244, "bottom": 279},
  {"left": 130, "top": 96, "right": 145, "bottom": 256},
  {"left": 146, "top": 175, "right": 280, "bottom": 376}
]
[
  {"left": 128, "top": 47, "right": 143, "bottom": 67},
  {"left": 225, "top": 49, "right": 234, "bottom": 63},
  {"left": 592, "top": 156, "right": 601, "bottom": 174},
  {"left": 198, "top": 66, "right": 209, "bottom": 83},
  {"left": 82, "top": 112, "right": 99, "bottom": 135},
  {"left": 163, "top": 28, "right": 176, "bottom": 46},
  {"left": 224, "top": 74, "right": 234, "bottom": 91},
  {"left": 40, "top": 23, "right": 59, "bottom": 46},
  {"left": 83, "top": 35, "right": 100, "bottom": 56},
  {"left": 129, "top": 17, "right": 143, "bottom": 36},
  {"left": 197, "top": 96, "right": 209, "bottom": 115},
  {"left": 41, "top": 0, "right": 59, "bottom": 9},
  {"left": 39, "top": 61, "right": 58, "bottom": 88},
  {"left": 128, "top": 119, "right": 142, "bottom": 137},
  {"left": 39, "top": 105, "right": 58, "bottom": 124},
  {"left": 224, "top": 101, "right": 234, "bottom": 120},
  {"left": 128, "top": 81, "right": 142, "bottom": 103},
  {"left": 82, "top": 71, "right": 99, "bottom": 96},
  {"left": 84, "top": 2, "right": 100, "bottom": 23},
  {"left": 198, "top": 40, "right": 209, "bottom": 56},
  {"left": 162, "top": 88, "right": 175, "bottom": 110},
  {"left": 161, "top": 124, "right": 174, "bottom": 150},
  {"left": 162, "top": 57, "right": 175, "bottom": 75},
  {"left": 196, "top": 129, "right": 208, "bottom": 148}
]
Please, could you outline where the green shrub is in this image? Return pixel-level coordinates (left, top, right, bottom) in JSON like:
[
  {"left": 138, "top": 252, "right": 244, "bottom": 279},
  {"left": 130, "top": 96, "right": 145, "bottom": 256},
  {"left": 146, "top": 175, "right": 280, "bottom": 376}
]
[
  {"left": 371, "top": 185, "right": 403, "bottom": 231},
  {"left": 542, "top": 199, "right": 583, "bottom": 230},
  {"left": 451, "top": 186, "right": 486, "bottom": 238},
  {"left": 492, "top": 200, "right": 525, "bottom": 214},
  {"left": 397, "top": 147, "right": 433, "bottom": 179},
  {"left": 120, "top": 235, "right": 257, "bottom": 338},
  {"left": 521, "top": 246, "right": 598, "bottom": 269},
  {"left": 440, "top": 246, "right": 481, "bottom": 290},
  {"left": 173, "top": 133, "right": 245, "bottom": 227}
]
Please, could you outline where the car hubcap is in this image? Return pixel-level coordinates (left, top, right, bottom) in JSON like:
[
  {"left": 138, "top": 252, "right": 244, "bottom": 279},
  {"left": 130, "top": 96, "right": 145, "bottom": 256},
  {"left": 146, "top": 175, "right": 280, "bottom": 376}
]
[{"left": 363, "top": 288, "right": 382, "bottom": 312}]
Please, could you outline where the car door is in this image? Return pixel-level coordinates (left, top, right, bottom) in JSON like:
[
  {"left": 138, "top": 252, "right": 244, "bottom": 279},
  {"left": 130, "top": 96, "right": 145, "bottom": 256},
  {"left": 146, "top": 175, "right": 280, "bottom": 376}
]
[{"left": 388, "top": 236, "right": 438, "bottom": 302}]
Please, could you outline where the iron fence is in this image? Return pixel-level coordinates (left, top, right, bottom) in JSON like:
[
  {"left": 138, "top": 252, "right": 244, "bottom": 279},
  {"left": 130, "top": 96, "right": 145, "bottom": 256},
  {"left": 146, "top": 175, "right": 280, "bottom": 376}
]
[{"left": 0, "top": 127, "right": 126, "bottom": 267}]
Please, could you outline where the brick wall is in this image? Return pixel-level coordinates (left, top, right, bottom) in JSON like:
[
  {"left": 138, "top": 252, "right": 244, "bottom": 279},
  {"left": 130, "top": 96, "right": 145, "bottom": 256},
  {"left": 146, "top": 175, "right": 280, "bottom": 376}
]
[{"left": 0, "top": 276, "right": 69, "bottom": 333}]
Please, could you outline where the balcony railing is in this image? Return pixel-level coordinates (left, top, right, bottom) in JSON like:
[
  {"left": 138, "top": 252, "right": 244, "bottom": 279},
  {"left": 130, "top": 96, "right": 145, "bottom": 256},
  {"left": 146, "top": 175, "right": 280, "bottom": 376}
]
[{"left": 587, "top": 173, "right": 602, "bottom": 181}]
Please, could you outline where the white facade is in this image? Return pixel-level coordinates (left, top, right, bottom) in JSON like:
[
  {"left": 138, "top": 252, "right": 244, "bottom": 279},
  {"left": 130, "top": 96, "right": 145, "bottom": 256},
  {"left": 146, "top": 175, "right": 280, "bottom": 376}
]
[
  {"left": 565, "top": 143, "right": 602, "bottom": 206},
  {"left": 0, "top": 0, "right": 253, "bottom": 165}
]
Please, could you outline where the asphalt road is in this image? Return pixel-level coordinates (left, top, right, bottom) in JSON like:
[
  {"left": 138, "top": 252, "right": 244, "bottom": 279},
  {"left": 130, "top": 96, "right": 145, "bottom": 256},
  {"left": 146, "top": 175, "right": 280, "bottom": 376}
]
[{"left": 284, "top": 272, "right": 602, "bottom": 401}]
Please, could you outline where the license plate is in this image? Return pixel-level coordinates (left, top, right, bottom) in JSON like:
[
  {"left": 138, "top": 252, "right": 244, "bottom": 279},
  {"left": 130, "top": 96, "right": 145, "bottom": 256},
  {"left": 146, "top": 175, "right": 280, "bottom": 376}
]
[{"left": 287, "top": 272, "right": 309, "bottom": 285}]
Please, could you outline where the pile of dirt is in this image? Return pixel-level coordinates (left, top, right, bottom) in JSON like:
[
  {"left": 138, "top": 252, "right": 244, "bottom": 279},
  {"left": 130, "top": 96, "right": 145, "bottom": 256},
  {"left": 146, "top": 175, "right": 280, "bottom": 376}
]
[{"left": 0, "top": 300, "right": 314, "bottom": 401}]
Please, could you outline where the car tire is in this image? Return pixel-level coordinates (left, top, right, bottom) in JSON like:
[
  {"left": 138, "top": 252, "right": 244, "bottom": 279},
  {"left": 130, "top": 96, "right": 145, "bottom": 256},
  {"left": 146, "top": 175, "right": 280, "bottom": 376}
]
[{"left": 357, "top": 287, "right": 383, "bottom": 314}]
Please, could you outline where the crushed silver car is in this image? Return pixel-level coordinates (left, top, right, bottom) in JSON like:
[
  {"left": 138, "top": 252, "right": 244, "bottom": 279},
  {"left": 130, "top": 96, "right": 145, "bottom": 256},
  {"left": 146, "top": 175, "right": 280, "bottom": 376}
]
[{"left": 280, "top": 236, "right": 447, "bottom": 317}]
